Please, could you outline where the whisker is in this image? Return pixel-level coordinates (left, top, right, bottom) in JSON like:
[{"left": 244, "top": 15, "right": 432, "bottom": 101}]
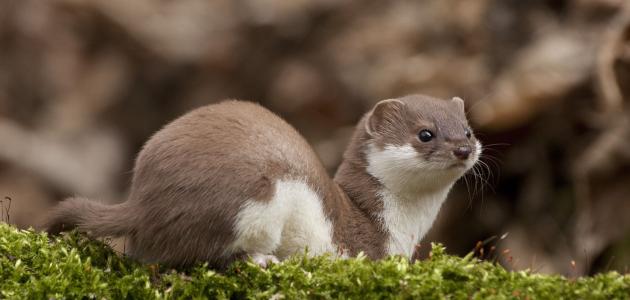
[
  {"left": 476, "top": 164, "right": 488, "bottom": 197},
  {"left": 470, "top": 164, "right": 483, "bottom": 207},
  {"left": 480, "top": 161, "right": 497, "bottom": 194},
  {"left": 462, "top": 173, "right": 474, "bottom": 210},
  {"left": 477, "top": 160, "right": 494, "bottom": 184},
  {"left": 471, "top": 164, "right": 481, "bottom": 198},
  {"left": 481, "top": 142, "right": 512, "bottom": 147}
]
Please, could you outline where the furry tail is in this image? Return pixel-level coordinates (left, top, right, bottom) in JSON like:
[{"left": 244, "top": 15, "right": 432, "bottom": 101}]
[{"left": 45, "top": 197, "right": 132, "bottom": 237}]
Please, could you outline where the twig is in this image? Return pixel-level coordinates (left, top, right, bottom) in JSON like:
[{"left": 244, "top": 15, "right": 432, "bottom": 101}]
[
  {"left": 604, "top": 255, "right": 616, "bottom": 272},
  {"left": 2, "top": 196, "right": 11, "bottom": 224}
]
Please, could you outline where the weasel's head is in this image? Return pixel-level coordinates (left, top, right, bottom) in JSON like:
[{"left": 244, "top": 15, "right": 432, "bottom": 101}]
[{"left": 363, "top": 94, "right": 481, "bottom": 192}]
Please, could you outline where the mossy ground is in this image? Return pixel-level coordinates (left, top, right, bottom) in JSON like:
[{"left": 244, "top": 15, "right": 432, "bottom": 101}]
[{"left": 1, "top": 223, "right": 629, "bottom": 299}]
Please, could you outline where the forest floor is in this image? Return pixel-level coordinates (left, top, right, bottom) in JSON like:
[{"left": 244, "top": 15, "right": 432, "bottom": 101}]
[{"left": 1, "top": 223, "right": 629, "bottom": 299}]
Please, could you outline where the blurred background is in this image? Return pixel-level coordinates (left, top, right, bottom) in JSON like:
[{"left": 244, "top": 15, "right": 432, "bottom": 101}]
[{"left": 1, "top": 0, "right": 629, "bottom": 276}]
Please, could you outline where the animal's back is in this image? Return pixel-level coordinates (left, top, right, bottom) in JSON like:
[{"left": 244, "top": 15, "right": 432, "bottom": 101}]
[{"left": 125, "top": 100, "right": 333, "bottom": 266}]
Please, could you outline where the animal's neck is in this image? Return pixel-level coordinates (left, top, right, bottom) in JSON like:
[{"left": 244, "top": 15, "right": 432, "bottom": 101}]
[
  {"left": 364, "top": 142, "right": 456, "bottom": 257},
  {"left": 377, "top": 184, "right": 452, "bottom": 257},
  {"left": 333, "top": 129, "right": 385, "bottom": 222},
  {"left": 334, "top": 158, "right": 384, "bottom": 220},
  {"left": 333, "top": 151, "right": 453, "bottom": 258},
  {"left": 328, "top": 129, "right": 392, "bottom": 257}
]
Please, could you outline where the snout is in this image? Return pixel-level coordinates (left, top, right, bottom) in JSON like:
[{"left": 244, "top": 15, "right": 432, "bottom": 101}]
[{"left": 453, "top": 145, "right": 472, "bottom": 160}]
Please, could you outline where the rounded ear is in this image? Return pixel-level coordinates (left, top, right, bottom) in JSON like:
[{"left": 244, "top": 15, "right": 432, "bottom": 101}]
[
  {"left": 451, "top": 97, "right": 465, "bottom": 113},
  {"left": 365, "top": 99, "right": 405, "bottom": 136}
]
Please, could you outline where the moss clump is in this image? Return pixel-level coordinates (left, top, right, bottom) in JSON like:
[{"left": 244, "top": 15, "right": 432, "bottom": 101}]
[{"left": 1, "top": 223, "right": 629, "bottom": 299}]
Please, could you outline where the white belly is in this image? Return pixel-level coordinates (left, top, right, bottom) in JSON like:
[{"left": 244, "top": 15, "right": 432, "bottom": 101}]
[{"left": 230, "top": 179, "right": 337, "bottom": 259}]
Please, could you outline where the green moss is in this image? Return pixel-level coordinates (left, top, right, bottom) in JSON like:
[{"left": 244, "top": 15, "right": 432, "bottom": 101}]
[{"left": 1, "top": 223, "right": 629, "bottom": 299}]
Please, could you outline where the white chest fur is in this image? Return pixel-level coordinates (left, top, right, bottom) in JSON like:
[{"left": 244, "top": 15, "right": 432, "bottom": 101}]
[
  {"left": 378, "top": 188, "right": 449, "bottom": 256},
  {"left": 366, "top": 143, "right": 454, "bottom": 257},
  {"left": 229, "top": 180, "right": 337, "bottom": 259}
]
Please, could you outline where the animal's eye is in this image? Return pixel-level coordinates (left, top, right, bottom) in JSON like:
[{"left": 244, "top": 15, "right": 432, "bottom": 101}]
[
  {"left": 465, "top": 128, "right": 472, "bottom": 139},
  {"left": 418, "top": 129, "right": 434, "bottom": 142}
]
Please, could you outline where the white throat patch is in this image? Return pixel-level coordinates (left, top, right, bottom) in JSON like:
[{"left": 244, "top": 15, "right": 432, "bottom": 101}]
[{"left": 366, "top": 143, "right": 456, "bottom": 257}]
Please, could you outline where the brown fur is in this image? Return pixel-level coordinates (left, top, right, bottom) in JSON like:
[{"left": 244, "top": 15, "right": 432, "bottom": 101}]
[
  {"left": 45, "top": 95, "right": 474, "bottom": 267},
  {"left": 332, "top": 115, "right": 388, "bottom": 258}
]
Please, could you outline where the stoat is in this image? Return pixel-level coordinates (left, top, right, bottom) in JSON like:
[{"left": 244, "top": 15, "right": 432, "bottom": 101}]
[{"left": 46, "top": 94, "right": 481, "bottom": 268}]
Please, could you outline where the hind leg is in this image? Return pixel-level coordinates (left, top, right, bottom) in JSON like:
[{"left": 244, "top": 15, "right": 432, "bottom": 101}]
[{"left": 228, "top": 195, "right": 292, "bottom": 267}]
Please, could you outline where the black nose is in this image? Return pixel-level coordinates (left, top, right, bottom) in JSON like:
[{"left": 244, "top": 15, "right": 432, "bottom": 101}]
[{"left": 453, "top": 145, "right": 472, "bottom": 160}]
